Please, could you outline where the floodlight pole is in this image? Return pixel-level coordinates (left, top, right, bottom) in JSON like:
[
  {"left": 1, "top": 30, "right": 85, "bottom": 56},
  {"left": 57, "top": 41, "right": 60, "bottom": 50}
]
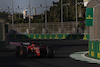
[
  {"left": 45, "top": 0, "right": 47, "bottom": 31},
  {"left": 12, "top": 0, "right": 14, "bottom": 29},
  {"left": 29, "top": 0, "right": 31, "bottom": 29},
  {"left": 18, "top": 6, "right": 20, "bottom": 19},
  {"left": 76, "top": 0, "right": 78, "bottom": 33},
  {"left": 76, "top": 0, "right": 78, "bottom": 28},
  {"left": 61, "top": 0, "right": 63, "bottom": 30}
]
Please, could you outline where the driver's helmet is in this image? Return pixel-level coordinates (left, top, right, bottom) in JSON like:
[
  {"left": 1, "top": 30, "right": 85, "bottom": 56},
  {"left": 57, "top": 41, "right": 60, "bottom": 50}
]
[{"left": 32, "top": 44, "right": 35, "bottom": 47}]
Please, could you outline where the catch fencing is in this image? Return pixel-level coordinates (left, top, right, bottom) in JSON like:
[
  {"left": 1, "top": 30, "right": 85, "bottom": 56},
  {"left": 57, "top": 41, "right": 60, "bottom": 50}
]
[
  {"left": 90, "top": 4, "right": 100, "bottom": 41},
  {"left": 10, "top": 21, "right": 89, "bottom": 34},
  {"left": 87, "top": 2, "right": 100, "bottom": 59}
]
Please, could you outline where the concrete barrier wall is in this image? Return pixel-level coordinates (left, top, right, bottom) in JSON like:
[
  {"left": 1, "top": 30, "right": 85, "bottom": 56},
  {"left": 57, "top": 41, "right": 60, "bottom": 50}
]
[
  {"left": 8, "top": 34, "right": 89, "bottom": 40},
  {"left": 88, "top": 41, "right": 100, "bottom": 59},
  {"left": 0, "top": 41, "right": 5, "bottom": 49}
]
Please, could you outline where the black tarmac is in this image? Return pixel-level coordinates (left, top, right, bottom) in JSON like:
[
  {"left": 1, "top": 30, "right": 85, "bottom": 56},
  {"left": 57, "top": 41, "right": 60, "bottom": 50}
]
[{"left": 0, "top": 39, "right": 100, "bottom": 67}]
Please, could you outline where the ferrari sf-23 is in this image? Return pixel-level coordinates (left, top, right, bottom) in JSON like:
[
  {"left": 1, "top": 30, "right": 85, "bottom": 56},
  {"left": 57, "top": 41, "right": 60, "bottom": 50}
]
[{"left": 15, "top": 41, "right": 54, "bottom": 58}]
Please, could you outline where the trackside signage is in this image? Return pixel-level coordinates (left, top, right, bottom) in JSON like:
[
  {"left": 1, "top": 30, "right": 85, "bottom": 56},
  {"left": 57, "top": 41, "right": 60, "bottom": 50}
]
[{"left": 86, "top": 8, "right": 93, "bottom": 26}]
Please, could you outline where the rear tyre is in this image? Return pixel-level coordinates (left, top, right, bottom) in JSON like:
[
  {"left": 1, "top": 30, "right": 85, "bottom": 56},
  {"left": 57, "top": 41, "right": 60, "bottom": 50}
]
[
  {"left": 15, "top": 46, "right": 20, "bottom": 57},
  {"left": 20, "top": 47, "right": 27, "bottom": 58}
]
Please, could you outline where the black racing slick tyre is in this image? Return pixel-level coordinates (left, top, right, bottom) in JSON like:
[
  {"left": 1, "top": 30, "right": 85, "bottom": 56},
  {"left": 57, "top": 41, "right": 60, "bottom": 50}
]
[
  {"left": 15, "top": 46, "right": 20, "bottom": 57},
  {"left": 20, "top": 47, "right": 27, "bottom": 58}
]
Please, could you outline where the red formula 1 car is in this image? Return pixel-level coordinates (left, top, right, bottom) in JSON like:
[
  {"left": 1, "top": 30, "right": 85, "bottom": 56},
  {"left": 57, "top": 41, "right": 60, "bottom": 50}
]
[{"left": 15, "top": 41, "right": 54, "bottom": 58}]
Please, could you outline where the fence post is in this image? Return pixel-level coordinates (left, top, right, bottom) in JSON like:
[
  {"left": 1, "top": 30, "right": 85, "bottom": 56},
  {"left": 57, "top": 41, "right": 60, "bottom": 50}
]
[
  {"left": 68, "top": 22, "right": 69, "bottom": 34},
  {"left": 20, "top": 23, "right": 21, "bottom": 33},
  {"left": 37, "top": 24, "right": 38, "bottom": 34},
  {"left": 2, "top": 22, "right": 5, "bottom": 41},
  {"left": 53, "top": 23, "right": 54, "bottom": 34}
]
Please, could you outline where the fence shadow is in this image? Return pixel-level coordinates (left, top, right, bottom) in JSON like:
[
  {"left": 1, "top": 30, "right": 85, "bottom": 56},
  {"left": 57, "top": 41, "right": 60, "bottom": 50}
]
[{"left": 65, "top": 34, "right": 84, "bottom": 40}]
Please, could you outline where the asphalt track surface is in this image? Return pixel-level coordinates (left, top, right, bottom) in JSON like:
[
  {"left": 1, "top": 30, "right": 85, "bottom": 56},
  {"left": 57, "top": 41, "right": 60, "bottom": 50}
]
[{"left": 1, "top": 39, "right": 100, "bottom": 67}]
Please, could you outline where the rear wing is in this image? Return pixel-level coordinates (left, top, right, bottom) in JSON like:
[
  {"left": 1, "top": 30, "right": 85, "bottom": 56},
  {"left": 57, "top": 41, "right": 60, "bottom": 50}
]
[{"left": 21, "top": 42, "right": 31, "bottom": 45}]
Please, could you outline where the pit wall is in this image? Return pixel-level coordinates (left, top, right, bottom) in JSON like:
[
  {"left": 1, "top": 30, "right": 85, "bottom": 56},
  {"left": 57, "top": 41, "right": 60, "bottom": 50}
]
[
  {"left": 9, "top": 34, "right": 89, "bottom": 40},
  {"left": 88, "top": 41, "right": 100, "bottom": 59}
]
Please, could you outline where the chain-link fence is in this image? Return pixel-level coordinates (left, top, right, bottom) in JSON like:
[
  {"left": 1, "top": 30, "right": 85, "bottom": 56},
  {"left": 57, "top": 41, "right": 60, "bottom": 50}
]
[
  {"left": 89, "top": 4, "right": 100, "bottom": 41},
  {"left": 10, "top": 21, "right": 89, "bottom": 34}
]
